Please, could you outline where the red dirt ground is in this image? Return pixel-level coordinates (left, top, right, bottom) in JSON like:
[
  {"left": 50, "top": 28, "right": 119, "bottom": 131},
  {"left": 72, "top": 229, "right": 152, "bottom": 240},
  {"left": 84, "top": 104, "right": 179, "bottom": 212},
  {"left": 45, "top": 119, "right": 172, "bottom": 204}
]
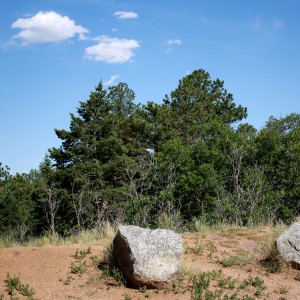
[{"left": 0, "top": 227, "right": 299, "bottom": 300}]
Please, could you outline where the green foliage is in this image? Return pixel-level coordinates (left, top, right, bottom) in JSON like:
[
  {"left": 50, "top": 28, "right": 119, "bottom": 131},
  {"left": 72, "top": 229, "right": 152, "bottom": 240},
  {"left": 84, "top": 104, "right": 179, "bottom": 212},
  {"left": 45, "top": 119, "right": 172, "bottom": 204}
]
[
  {"left": 1, "top": 69, "right": 300, "bottom": 238},
  {"left": 185, "top": 241, "right": 205, "bottom": 256},
  {"left": 5, "top": 273, "right": 20, "bottom": 296},
  {"left": 70, "top": 247, "right": 92, "bottom": 274},
  {"left": 0, "top": 162, "right": 10, "bottom": 186},
  {"left": 239, "top": 275, "right": 266, "bottom": 297},
  {"left": 0, "top": 172, "right": 40, "bottom": 241},
  {"left": 190, "top": 270, "right": 263, "bottom": 300},
  {"left": 71, "top": 260, "right": 88, "bottom": 274},
  {"left": 219, "top": 254, "right": 250, "bottom": 268},
  {"left": 73, "top": 247, "right": 92, "bottom": 259},
  {"left": 161, "top": 69, "right": 247, "bottom": 145},
  {"left": 255, "top": 113, "right": 300, "bottom": 221},
  {"left": 109, "top": 267, "right": 127, "bottom": 285},
  {"left": 5, "top": 273, "right": 36, "bottom": 300},
  {"left": 191, "top": 272, "right": 211, "bottom": 299}
]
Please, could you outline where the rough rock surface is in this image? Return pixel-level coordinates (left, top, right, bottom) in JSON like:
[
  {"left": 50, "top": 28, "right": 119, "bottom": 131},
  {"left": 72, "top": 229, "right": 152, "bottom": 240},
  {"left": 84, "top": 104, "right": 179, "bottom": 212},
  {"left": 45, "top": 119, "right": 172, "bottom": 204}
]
[
  {"left": 276, "top": 222, "right": 300, "bottom": 266},
  {"left": 112, "top": 225, "right": 183, "bottom": 288}
]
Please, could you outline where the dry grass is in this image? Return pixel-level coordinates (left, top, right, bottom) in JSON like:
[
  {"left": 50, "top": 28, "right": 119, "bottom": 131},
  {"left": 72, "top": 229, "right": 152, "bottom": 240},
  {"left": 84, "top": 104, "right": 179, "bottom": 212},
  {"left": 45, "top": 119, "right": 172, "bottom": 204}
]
[{"left": 0, "top": 221, "right": 117, "bottom": 249}]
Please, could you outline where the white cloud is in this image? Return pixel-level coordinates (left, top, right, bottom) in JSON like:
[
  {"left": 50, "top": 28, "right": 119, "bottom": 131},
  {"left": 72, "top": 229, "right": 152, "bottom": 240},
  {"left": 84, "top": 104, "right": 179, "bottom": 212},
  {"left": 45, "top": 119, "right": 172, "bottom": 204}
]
[
  {"left": 104, "top": 75, "right": 120, "bottom": 86},
  {"left": 11, "top": 11, "right": 89, "bottom": 45},
  {"left": 247, "top": 15, "right": 284, "bottom": 40},
  {"left": 165, "top": 39, "right": 182, "bottom": 45},
  {"left": 164, "top": 39, "right": 182, "bottom": 53},
  {"left": 114, "top": 11, "right": 138, "bottom": 19},
  {"left": 85, "top": 35, "right": 140, "bottom": 63}
]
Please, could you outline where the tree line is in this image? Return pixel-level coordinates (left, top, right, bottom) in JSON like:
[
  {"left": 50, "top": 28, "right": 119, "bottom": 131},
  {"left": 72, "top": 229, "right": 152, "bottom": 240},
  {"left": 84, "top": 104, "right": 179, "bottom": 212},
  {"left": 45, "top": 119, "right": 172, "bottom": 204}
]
[{"left": 1, "top": 69, "right": 299, "bottom": 240}]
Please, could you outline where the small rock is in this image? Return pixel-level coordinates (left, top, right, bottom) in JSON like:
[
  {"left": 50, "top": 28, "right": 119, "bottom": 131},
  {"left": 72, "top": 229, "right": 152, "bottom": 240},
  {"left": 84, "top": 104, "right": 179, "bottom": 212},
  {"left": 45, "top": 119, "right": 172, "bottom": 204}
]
[
  {"left": 112, "top": 225, "right": 183, "bottom": 288},
  {"left": 276, "top": 222, "right": 300, "bottom": 266}
]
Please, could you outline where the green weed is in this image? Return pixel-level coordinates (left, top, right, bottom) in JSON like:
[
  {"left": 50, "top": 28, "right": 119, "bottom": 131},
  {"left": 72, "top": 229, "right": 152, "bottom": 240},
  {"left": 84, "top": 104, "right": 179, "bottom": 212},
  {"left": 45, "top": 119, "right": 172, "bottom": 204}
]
[
  {"left": 185, "top": 243, "right": 205, "bottom": 256},
  {"left": 73, "top": 247, "right": 92, "bottom": 260},
  {"left": 219, "top": 253, "right": 250, "bottom": 268},
  {"left": 108, "top": 267, "right": 126, "bottom": 285},
  {"left": 191, "top": 273, "right": 210, "bottom": 299},
  {"left": 206, "top": 241, "right": 217, "bottom": 259},
  {"left": 90, "top": 255, "right": 101, "bottom": 268},
  {"left": 5, "top": 273, "right": 20, "bottom": 296},
  {"left": 239, "top": 275, "right": 266, "bottom": 297},
  {"left": 223, "top": 293, "right": 240, "bottom": 300},
  {"left": 218, "top": 275, "right": 236, "bottom": 289},
  {"left": 71, "top": 260, "right": 88, "bottom": 274},
  {"left": 5, "top": 273, "right": 36, "bottom": 300},
  {"left": 189, "top": 269, "right": 267, "bottom": 300}
]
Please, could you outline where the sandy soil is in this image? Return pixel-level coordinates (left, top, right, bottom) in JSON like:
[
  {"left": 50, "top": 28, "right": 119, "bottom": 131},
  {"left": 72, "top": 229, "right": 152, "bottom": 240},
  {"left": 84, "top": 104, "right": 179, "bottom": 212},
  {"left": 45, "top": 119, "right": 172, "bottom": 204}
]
[{"left": 0, "top": 227, "right": 299, "bottom": 300}]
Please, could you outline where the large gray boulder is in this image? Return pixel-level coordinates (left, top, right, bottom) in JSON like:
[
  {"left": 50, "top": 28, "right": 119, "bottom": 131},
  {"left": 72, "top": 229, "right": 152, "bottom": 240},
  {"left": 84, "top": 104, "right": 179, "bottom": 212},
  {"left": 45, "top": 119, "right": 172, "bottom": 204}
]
[
  {"left": 276, "top": 222, "right": 300, "bottom": 266},
  {"left": 112, "top": 225, "right": 183, "bottom": 288}
]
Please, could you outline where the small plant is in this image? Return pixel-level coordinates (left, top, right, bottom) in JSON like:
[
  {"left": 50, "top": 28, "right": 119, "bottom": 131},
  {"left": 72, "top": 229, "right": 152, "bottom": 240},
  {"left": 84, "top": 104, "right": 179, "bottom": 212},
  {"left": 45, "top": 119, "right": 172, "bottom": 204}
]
[
  {"left": 100, "top": 259, "right": 126, "bottom": 286},
  {"left": 71, "top": 260, "right": 88, "bottom": 274},
  {"left": 73, "top": 247, "right": 92, "bottom": 260},
  {"left": 223, "top": 293, "right": 239, "bottom": 300},
  {"left": 187, "top": 268, "right": 268, "bottom": 300},
  {"left": 191, "top": 273, "right": 211, "bottom": 300},
  {"left": 206, "top": 241, "right": 217, "bottom": 259},
  {"left": 5, "top": 273, "right": 36, "bottom": 300},
  {"left": 185, "top": 243, "right": 204, "bottom": 256},
  {"left": 276, "top": 284, "right": 290, "bottom": 295},
  {"left": 123, "top": 293, "right": 132, "bottom": 300},
  {"left": 5, "top": 273, "right": 20, "bottom": 296},
  {"left": 70, "top": 247, "right": 93, "bottom": 274},
  {"left": 18, "top": 283, "right": 36, "bottom": 299},
  {"left": 218, "top": 276, "right": 236, "bottom": 289},
  {"left": 90, "top": 255, "right": 101, "bottom": 268},
  {"left": 219, "top": 256, "right": 238, "bottom": 268},
  {"left": 219, "top": 254, "right": 250, "bottom": 268},
  {"left": 294, "top": 273, "right": 300, "bottom": 281},
  {"left": 166, "top": 279, "right": 184, "bottom": 295},
  {"left": 239, "top": 275, "right": 266, "bottom": 297},
  {"left": 63, "top": 274, "right": 74, "bottom": 285},
  {"left": 241, "top": 275, "right": 265, "bottom": 289},
  {"left": 87, "top": 274, "right": 103, "bottom": 284},
  {"left": 110, "top": 267, "right": 126, "bottom": 285}
]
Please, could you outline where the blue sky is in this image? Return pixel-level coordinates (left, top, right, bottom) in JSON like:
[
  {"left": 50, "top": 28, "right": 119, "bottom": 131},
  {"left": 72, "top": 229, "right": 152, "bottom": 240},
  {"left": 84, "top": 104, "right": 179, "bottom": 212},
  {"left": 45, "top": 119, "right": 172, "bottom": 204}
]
[{"left": 1, "top": 0, "right": 300, "bottom": 174}]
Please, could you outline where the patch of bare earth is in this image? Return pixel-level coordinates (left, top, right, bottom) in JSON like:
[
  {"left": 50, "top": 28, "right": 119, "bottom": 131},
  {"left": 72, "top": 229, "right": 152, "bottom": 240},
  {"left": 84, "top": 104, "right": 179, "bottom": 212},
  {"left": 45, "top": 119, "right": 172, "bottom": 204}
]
[{"left": 0, "top": 226, "right": 299, "bottom": 299}]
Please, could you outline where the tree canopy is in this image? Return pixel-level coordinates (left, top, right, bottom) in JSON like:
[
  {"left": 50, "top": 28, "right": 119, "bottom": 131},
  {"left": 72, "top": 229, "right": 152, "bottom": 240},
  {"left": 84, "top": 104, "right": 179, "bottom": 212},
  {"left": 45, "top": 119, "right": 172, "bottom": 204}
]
[{"left": 1, "top": 69, "right": 299, "bottom": 240}]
